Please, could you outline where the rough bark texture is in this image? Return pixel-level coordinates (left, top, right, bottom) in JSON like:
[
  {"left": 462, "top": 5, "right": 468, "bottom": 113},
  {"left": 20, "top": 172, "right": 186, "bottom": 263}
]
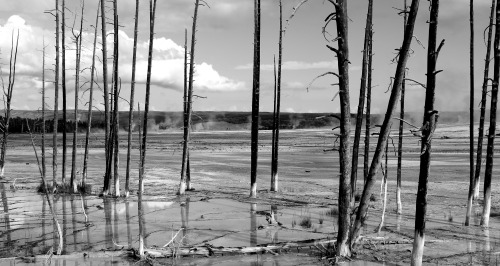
[
  {"left": 351, "top": 0, "right": 372, "bottom": 198},
  {"left": 82, "top": 1, "right": 100, "bottom": 189},
  {"left": 411, "top": 1, "right": 441, "bottom": 264},
  {"left": 363, "top": 31, "right": 373, "bottom": 184},
  {"left": 473, "top": 0, "right": 495, "bottom": 200},
  {"left": 53, "top": 0, "right": 60, "bottom": 188},
  {"left": 42, "top": 40, "right": 46, "bottom": 182},
  {"left": 125, "top": 0, "right": 140, "bottom": 198},
  {"left": 101, "top": 0, "right": 111, "bottom": 195},
  {"left": 332, "top": 0, "right": 352, "bottom": 257},
  {"left": 270, "top": 0, "right": 283, "bottom": 192},
  {"left": 179, "top": 0, "right": 200, "bottom": 195},
  {"left": 250, "top": 0, "right": 261, "bottom": 198},
  {"left": 466, "top": 0, "right": 475, "bottom": 226},
  {"left": 112, "top": 0, "right": 120, "bottom": 197},
  {"left": 481, "top": 0, "right": 500, "bottom": 228},
  {"left": 351, "top": 0, "right": 421, "bottom": 247}
]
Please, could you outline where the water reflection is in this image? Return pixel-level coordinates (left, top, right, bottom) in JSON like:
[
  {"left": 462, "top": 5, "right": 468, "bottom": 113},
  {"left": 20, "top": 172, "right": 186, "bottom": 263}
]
[
  {"left": 103, "top": 197, "right": 113, "bottom": 249},
  {"left": 250, "top": 203, "right": 257, "bottom": 247},
  {"left": 1, "top": 182, "right": 12, "bottom": 247},
  {"left": 181, "top": 198, "right": 190, "bottom": 245}
]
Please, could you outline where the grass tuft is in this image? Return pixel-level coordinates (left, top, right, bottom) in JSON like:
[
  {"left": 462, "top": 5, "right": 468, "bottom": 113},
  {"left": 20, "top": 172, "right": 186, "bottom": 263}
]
[
  {"left": 325, "top": 207, "right": 338, "bottom": 217},
  {"left": 299, "top": 216, "right": 312, "bottom": 228}
]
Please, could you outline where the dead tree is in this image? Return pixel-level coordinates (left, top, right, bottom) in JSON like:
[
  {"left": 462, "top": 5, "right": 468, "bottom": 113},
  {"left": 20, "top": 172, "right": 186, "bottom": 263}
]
[
  {"left": 270, "top": 0, "right": 283, "bottom": 192},
  {"left": 250, "top": 0, "right": 261, "bottom": 198},
  {"left": 179, "top": 0, "right": 202, "bottom": 195},
  {"left": 101, "top": 0, "right": 111, "bottom": 195},
  {"left": 377, "top": 141, "right": 389, "bottom": 233},
  {"left": 466, "top": 0, "right": 476, "bottom": 225},
  {"left": 351, "top": 0, "right": 373, "bottom": 198},
  {"left": 62, "top": 0, "right": 67, "bottom": 186},
  {"left": 411, "top": 0, "right": 442, "bottom": 264},
  {"left": 363, "top": 24, "right": 373, "bottom": 185},
  {"left": 481, "top": 0, "right": 500, "bottom": 228},
  {"left": 125, "top": 0, "right": 140, "bottom": 198},
  {"left": 473, "top": 0, "right": 495, "bottom": 200},
  {"left": 82, "top": 0, "right": 100, "bottom": 191},
  {"left": 70, "top": 2, "right": 85, "bottom": 193},
  {"left": 138, "top": 0, "right": 157, "bottom": 256},
  {"left": 351, "top": 0, "right": 421, "bottom": 247},
  {"left": 53, "top": 0, "right": 60, "bottom": 188},
  {"left": 0, "top": 31, "right": 19, "bottom": 178},
  {"left": 396, "top": 0, "right": 408, "bottom": 215},
  {"left": 324, "top": 0, "right": 352, "bottom": 257},
  {"left": 112, "top": 0, "right": 120, "bottom": 197}
]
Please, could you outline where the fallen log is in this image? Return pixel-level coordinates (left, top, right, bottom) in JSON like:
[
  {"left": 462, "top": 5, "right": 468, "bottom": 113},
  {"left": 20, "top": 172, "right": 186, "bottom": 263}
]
[{"left": 143, "top": 238, "right": 337, "bottom": 258}]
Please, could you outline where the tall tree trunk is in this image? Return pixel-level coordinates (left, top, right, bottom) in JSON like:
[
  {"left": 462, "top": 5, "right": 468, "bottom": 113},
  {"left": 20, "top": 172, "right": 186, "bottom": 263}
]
[
  {"left": 411, "top": 1, "right": 442, "bottom": 264},
  {"left": 351, "top": 0, "right": 421, "bottom": 247},
  {"left": 473, "top": 0, "right": 495, "bottom": 200},
  {"left": 101, "top": 0, "right": 111, "bottom": 195},
  {"left": 112, "top": 0, "right": 120, "bottom": 197},
  {"left": 250, "top": 0, "right": 261, "bottom": 198},
  {"left": 82, "top": 1, "right": 100, "bottom": 191},
  {"left": 397, "top": 0, "right": 408, "bottom": 215},
  {"left": 270, "top": 0, "right": 283, "bottom": 192},
  {"left": 363, "top": 30, "right": 373, "bottom": 185},
  {"left": 330, "top": 0, "right": 352, "bottom": 257},
  {"left": 351, "top": 0, "right": 373, "bottom": 199},
  {"left": 53, "top": 0, "right": 60, "bottom": 188},
  {"left": 125, "top": 0, "right": 140, "bottom": 198},
  {"left": 62, "top": 0, "right": 67, "bottom": 186},
  {"left": 138, "top": 0, "right": 157, "bottom": 203},
  {"left": 71, "top": 3, "right": 84, "bottom": 193},
  {"left": 466, "top": 0, "right": 475, "bottom": 226},
  {"left": 480, "top": 0, "right": 500, "bottom": 228},
  {"left": 0, "top": 31, "right": 19, "bottom": 178},
  {"left": 179, "top": 0, "right": 201, "bottom": 195}
]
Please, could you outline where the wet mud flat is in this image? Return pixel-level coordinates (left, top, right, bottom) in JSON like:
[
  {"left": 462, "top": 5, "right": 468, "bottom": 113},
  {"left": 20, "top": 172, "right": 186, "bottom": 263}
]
[{"left": 1, "top": 127, "right": 500, "bottom": 264}]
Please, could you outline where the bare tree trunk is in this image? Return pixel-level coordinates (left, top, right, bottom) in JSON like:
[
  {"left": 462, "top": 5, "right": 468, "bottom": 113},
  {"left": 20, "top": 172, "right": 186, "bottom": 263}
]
[
  {"left": 179, "top": 0, "right": 201, "bottom": 195},
  {"left": 101, "top": 0, "right": 111, "bottom": 195},
  {"left": 112, "top": 0, "right": 120, "bottom": 197},
  {"left": 62, "top": 0, "right": 67, "bottom": 186},
  {"left": 411, "top": 1, "right": 442, "bottom": 264},
  {"left": 377, "top": 142, "right": 389, "bottom": 233},
  {"left": 351, "top": 0, "right": 421, "bottom": 247},
  {"left": 71, "top": 3, "right": 84, "bottom": 193},
  {"left": 0, "top": 31, "right": 19, "bottom": 178},
  {"left": 125, "top": 0, "right": 140, "bottom": 198},
  {"left": 53, "top": 0, "right": 60, "bottom": 188},
  {"left": 270, "top": 0, "right": 282, "bottom": 192},
  {"left": 250, "top": 0, "right": 261, "bottom": 198},
  {"left": 473, "top": 0, "right": 495, "bottom": 200},
  {"left": 138, "top": 0, "right": 157, "bottom": 204},
  {"left": 328, "top": 0, "right": 352, "bottom": 257},
  {"left": 363, "top": 31, "right": 373, "bottom": 185},
  {"left": 138, "top": 1, "right": 157, "bottom": 256},
  {"left": 351, "top": 0, "right": 373, "bottom": 199},
  {"left": 481, "top": 0, "right": 500, "bottom": 228},
  {"left": 396, "top": 0, "right": 408, "bottom": 215},
  {"left": 137, "top": 103, "right": 143, "bottom": 193},
  {"left": 466, "top": 0, "right": 476, "bottom": 226},
  {"left": 82, "top": 0, "right": 100, "bottom": 191}
]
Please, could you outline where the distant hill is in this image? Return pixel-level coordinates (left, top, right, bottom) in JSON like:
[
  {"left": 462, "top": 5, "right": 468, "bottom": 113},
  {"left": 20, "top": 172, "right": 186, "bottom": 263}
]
[{"left": 1, "top": 110, "right": 490, "bottom": 132}]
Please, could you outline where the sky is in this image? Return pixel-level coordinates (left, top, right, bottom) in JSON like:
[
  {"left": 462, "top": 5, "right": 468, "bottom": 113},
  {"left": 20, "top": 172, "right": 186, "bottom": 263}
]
[{"left": 0, "top": 0, "right": 494, "bottom": 114}]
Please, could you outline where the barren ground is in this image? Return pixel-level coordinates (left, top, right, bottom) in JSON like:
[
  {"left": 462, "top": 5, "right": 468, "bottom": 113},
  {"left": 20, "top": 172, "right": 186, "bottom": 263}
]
[{"left": 1, "top": 125, "right": 500, "bottom": 265}]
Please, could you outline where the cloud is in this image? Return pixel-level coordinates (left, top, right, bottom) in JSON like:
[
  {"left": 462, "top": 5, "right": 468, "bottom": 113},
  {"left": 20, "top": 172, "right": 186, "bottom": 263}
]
[{"left": 236, "top": 60, "right": 338, "bottom": 71}]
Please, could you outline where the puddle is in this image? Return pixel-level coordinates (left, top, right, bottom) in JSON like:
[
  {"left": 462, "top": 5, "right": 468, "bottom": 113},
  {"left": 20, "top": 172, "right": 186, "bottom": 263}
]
[{"left": 0, "top": 183, "right": 338, "bottom": 262}]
